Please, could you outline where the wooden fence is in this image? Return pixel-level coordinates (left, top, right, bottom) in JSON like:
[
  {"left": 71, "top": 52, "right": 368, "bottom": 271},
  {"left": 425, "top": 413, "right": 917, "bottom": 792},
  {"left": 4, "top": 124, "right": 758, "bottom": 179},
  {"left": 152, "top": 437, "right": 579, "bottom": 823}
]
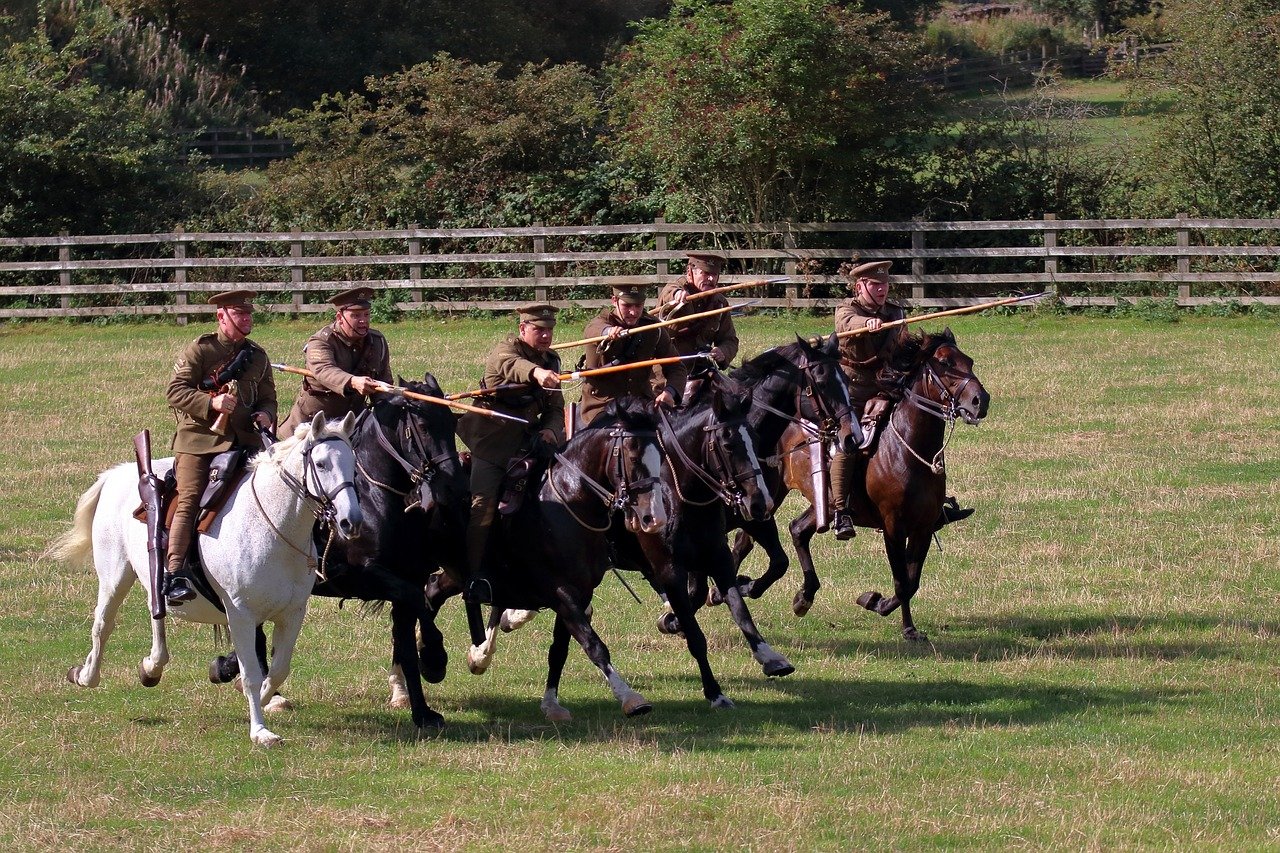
[{"left": 2, "top": 216, "right": 1278, "bottom": 321}]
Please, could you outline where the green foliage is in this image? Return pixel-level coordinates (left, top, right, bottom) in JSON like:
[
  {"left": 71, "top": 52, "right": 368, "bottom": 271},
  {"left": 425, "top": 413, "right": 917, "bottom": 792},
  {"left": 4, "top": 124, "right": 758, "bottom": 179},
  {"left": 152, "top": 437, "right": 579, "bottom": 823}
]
[
  {"left": 369, "top": 289, "right": 402, "bottom": 323},
  {"left": 923, "top": 10, "right": 1080, "bottom": 57},
  {"left": 0, "top": 11, "right": 209, "bottom": 236},
  {"left": 608, "top": 0, "right": 933, "bottom": 224},
  {"left": 1029, "top": 0, "right": 1151, "bottom": 30},
  {"left": 1116, "top": 0, "right": 1280, "bottom": 217}
]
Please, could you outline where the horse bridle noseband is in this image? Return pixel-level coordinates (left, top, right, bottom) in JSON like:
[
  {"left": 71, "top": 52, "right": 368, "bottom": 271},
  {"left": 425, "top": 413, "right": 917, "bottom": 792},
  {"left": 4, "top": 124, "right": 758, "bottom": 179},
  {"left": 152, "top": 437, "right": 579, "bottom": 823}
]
[
  {"left": 551, "top": 426, "right": 662, "bottom": 532},
  {"left": 358, "top": 406, "right": 456, "bottom": 510},
  {"left": 888, "top": 350, "right": 980, "bottom": 474},
  {"left": 657, "top": 406, "right": 762, "bottom": 511}
]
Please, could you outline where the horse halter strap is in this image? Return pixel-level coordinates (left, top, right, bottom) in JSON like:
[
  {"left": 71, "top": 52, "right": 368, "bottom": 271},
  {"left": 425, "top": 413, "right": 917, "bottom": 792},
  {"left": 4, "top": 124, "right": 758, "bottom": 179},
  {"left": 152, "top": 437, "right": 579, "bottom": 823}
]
[
  {"left": 797, "top": 356, "right": 853, "bottom": 441},
  {"left": 360, "top": 407, "right": 453, "bottom": 508},
  {"left": 901, "top": 358, "right": 975, "bottom": 423},
  {"left": 550, "top": 426, "right": 660, "bottom": 531},
  {"left": 657, "top": 406, "right": 760, "bottom": 509}
]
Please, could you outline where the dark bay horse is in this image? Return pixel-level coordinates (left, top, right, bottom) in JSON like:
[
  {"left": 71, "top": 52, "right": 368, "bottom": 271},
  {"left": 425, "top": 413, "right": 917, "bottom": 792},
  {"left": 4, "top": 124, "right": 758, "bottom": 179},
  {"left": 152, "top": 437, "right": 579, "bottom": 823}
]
[
  {"left": 457, "top": 397, "right": 671, "bottom": 719},
  {"left": 737, "top": 328, "right": 989, "bottom": 640},
  {"left": 209, "top": 375, "right": 469, "bottom": 729},
  {"left": 574, "top": 371, "right": 783, "bottom": 714}
]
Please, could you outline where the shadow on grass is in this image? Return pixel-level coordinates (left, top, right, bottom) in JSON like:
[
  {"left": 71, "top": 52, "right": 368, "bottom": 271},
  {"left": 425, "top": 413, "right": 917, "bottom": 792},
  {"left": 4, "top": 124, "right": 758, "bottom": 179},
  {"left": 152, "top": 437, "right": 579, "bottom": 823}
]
[
  {"left": 295, "top": 671, "right": 1191, "bottom": 749},
  {"left": 803, "top": 611, "right": 1280, "bottom": 663}
]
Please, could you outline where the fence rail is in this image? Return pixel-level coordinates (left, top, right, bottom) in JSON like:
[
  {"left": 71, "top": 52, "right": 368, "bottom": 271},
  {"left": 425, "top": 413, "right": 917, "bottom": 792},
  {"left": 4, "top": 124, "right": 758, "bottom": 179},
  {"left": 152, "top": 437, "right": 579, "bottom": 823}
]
[{"left": 2, "top": 215, "right": 1278, "bottom": 320}]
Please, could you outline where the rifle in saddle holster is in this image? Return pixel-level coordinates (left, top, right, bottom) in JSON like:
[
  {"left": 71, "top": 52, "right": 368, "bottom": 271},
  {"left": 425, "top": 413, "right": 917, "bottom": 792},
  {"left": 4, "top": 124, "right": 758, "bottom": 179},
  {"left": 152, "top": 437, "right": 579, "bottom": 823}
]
[
  {"left": 133, "top": 430, "right": 167, "bottom": 620},
  {"left": 807, "top": 425, "right": 831, "bottom": 532}
]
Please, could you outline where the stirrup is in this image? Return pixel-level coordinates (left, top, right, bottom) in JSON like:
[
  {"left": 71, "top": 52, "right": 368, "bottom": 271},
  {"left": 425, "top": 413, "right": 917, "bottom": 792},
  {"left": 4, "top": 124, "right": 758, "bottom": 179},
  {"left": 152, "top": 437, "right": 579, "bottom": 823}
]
[
  {"left": 164, "top": 570, "right": 197, "bottom": 605},
  {"left": 832, "top": 511, "right": 856, "bottom": 541},
  {"left": 464, "top": 577, "right": 494, "bottom": 605}
]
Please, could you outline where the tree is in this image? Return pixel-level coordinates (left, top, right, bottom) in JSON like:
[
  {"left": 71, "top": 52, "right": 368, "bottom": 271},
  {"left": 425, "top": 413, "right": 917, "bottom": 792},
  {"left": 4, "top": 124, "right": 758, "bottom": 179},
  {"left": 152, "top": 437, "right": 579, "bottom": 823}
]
[
  {"left": 607, "top": 0, "right": 934, "bottom": 225},
  {"left": 1118, "top": 0, "right": 1280, "bottom": 216}
]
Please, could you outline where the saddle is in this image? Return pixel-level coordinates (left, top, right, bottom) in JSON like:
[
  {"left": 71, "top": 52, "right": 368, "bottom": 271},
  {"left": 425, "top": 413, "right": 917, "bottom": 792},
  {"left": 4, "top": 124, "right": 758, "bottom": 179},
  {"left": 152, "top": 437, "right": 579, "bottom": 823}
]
[{"left": 132, "top": 448, "right": 250, "bottom": 538}]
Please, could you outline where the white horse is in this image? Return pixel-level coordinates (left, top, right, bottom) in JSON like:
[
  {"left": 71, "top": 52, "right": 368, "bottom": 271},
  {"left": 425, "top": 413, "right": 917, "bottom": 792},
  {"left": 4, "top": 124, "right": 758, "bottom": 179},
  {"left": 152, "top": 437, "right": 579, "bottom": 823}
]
[{"left": 51, "top": 413, "right": 362, "bottom": 747}]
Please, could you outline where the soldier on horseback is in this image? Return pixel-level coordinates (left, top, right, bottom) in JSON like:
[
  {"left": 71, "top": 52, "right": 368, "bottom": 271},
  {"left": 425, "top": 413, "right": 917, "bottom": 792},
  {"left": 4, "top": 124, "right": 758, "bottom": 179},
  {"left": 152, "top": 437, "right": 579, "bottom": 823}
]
[
  {"left": 457, "top": 303, "right": 565, "bottom": 604},
  {"left": 829, "top": 261, "right": 972, "bottom": 540}
]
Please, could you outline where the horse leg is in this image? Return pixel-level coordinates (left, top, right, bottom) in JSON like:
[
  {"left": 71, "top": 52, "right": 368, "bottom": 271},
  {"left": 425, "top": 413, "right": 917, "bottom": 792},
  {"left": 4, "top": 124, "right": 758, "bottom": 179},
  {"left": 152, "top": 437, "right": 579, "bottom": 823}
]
[
  {"left": 417, "top": 612, "right": 448, "bottom": 684},
  {"left": 705, "top": 540, "right": 795, "bottom": 678},
  {"left": 389, "top": 600, "right": 445, "bottom": 729},
  {"left": 225, "top": 608, "right": 279, "bottom": 746},
  {"left": 259, "top": 607, "right": 307, "bottom": 712},
  {"left": 788, "top": 506, "right": 822, "bottom": 617},
  {"left": 556, "top": 597, "right": 651, "bottom": 717},
  {"left": 728, "top": 521, "right": 790, "bottom": 602},
  {"left": 500, "top": 609, "right": 540, "bottom": 633},
  {"left": 540, "top": 613, "right": 575, "bottom": 722},
  {"left": 69, "top": 557, "right": 135, "bottom": 689},
  {"left": 893, "top": 532, "right": 933, "bottom": 642},
  {"left": 138, "top": 594, "right": 171, "bottom": 688},
  {"left": 466, "top": 608, "right": 502, "bottom": 675}
]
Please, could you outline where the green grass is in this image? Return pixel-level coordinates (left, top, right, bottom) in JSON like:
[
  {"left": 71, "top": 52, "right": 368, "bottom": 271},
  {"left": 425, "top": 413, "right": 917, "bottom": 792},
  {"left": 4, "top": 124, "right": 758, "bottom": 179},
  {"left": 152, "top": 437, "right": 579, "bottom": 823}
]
[
  {"left": 1, "top": 313, "right": 1278, "bottom": 849},
  {"left": 962, "top": 78, "right": 1174, "bottom": 149}
]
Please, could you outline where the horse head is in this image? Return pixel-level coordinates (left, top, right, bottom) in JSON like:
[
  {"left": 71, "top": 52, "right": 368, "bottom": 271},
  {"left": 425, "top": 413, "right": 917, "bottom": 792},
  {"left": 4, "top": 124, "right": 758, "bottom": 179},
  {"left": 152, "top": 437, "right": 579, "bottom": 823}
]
[
  {"left": 300, "top": 411, "right": 364, "bottom": 541},
  {"left": 590, "top": 396, "right": 669, "bottom": 535},
  {"left": 792, "top": 333, "right": 859, "bottom": 453},
  {"left": 398, "top": 373, "right": 468, "bottom": 514},
  {"left": 679, "top": 371, "right": 774, "bottom": 522},
  {"left": 888, "top": 329, "right": 990, "bottom": 425}
]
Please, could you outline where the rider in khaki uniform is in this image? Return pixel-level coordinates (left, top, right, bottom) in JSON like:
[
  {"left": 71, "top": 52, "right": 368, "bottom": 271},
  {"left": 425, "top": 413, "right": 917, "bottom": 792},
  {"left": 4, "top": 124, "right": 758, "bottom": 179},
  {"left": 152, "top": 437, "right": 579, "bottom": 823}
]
[
  {"left": 579, "top": 284, "right": 687, "bottom": 426},
  {"left": 656, "top": 251, "right": 740, "bottom": 369},
  {"left": 456, "top": 304, "right": 566, "bottom": 603},
  {"left": 165, "top": 289, "right": 277, "bottom": 603},
  {"left": 829, "top": 261, "right": 971, "bottom": 539},
  {"left": 279, "top": 287, "right": 392, "bottom": 437}
]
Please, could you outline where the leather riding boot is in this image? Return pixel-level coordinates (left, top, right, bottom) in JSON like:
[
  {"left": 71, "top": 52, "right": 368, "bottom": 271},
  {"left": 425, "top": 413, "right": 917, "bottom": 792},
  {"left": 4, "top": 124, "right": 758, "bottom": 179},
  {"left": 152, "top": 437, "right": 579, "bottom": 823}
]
[
  {"left": 463, "top": 515, "right": 497, "bottom": 605},
  {"left": 165, "top": 451, "right": 207, "bottom": 606},
  {"left": 828, "top": 451, "right": 856, "bottom": 541},
  {"left": 935, "top": 495, "right": 975, "bottom": 531}
]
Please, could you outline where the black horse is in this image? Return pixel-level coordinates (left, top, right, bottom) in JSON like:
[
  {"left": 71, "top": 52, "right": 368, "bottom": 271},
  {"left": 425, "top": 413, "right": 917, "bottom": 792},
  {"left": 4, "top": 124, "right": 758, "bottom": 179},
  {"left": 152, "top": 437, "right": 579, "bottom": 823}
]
[
  {"left": 209, "top": 375, "right": 469, "bottom": 729},
  {"left": 538, "top": 370, "right": 783, "bottom": 716},
  {"left": 446, "top": 396, "right": 672, "bottom": 719},
  {"left": 740, "top": 329, "right": 989, "bottom": 639}
]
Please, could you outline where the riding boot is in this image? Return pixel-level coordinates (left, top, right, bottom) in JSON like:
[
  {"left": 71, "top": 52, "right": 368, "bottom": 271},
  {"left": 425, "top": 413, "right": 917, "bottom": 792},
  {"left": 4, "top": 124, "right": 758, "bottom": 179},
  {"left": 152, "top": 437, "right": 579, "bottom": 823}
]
[
  {"left": 165, "top": 452, "right": 207, "bottom": 606},
  {"left": 934, "top": 495, "right": 975, "bottom": 531},
  {"left": 163, "top": 535, "right": 197, "bottom": 606},
  {"left": 463, "top": 518, "right": 496, "bottom": 605},
  {"left": 828, "top": 450, "right": 856, "bottom": 541}
]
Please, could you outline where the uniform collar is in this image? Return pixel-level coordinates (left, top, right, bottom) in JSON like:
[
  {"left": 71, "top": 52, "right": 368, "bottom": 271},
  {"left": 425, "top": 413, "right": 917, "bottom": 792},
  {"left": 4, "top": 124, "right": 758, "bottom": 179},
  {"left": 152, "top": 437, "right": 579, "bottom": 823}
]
[{"left": 330, "top": 321, "right": 366, "bottom": 349}]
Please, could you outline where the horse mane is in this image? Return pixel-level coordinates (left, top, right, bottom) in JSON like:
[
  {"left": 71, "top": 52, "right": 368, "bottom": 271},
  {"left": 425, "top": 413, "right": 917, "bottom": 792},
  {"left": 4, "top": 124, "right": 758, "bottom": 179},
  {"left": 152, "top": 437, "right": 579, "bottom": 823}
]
[
  {"left": 731, "top": 345, "right": 797, "bottom": 383},
  {"left": 589, "top": 395, "right": 661, "bottom": 432},
  {"left": 253, "top": 427, "right": 310, "bottom": 471},
  {"left": 683, "top": 370, "right": 752, "bottom": 418}
]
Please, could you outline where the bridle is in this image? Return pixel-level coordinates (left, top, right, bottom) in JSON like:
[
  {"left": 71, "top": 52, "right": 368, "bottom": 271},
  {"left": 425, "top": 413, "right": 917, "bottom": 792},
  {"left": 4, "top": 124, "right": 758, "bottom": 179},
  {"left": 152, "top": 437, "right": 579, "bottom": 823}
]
[
  {"left": 355, "top": 405, "right": 457, "bottom": 511},
  {"left": 887, "top": 346, "right": 982, "bottom": 474},
  {"left": 657, "top": 405, "right": 762, "bottom": 513},
  {"left": 550, "top": 425, "right": 663, "bottom": 532}
]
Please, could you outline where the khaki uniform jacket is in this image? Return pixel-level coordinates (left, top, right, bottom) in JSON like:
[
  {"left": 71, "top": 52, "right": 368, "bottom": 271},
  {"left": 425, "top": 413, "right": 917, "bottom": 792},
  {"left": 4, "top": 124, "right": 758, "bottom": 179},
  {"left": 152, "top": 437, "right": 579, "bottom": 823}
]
[
  {"left": 281, "top": 324, "right": 391, "bottom": 435},
  {"left": 835, "top": 297, "right": 906, "bottom": 409},
  {"left": 167, "top": 331, "right": 277, "bottom": 455},
  {"left": 656, "top": 280, "right": 739, "bottom": 366},
  {"left": 579, "top": 308, "right": 687, "bottom": 426},
  {"left": 457, "top": 336, "right": 565, "bottom": 466}
]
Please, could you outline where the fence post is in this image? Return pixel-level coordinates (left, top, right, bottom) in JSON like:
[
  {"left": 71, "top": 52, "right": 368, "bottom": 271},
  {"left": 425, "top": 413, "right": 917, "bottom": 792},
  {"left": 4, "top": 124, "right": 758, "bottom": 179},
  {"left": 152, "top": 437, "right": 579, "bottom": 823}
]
[
  {"left": 290, "top": 227, "right": 304, "bottom": 313},
  {"left": 58, "top": 230, "right": 71, "bottom": 312},
  {"left": 407, "top": 223, "right": 422, "bottom": 305},
  {"left": 1176, "top": 212, "right": 1191, "bottom": 302},
  {"left": 910, "top": 224, "right": 926, "bottom": 302},
  {"left": 174, "top": 225, "right": 189, "bottom": 326},
  {"left": 783, "top": 230, "right": 798, "bottom": 304},
  {"left": 654, "top": 217, "right": 668, "bottom": 282},
  {"left": 1043, "top": 212, "right": 1058, "bottom": 297},
  {"left": 533, "top": 221, "right": 547, "bottom": 303}
]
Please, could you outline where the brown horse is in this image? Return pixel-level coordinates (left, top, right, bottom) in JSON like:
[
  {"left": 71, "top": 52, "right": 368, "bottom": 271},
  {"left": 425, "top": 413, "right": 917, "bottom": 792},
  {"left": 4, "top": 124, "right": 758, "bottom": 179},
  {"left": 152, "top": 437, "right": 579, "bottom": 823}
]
[{"left": 732, "top": 328, "right": 989, "bottom": 641}]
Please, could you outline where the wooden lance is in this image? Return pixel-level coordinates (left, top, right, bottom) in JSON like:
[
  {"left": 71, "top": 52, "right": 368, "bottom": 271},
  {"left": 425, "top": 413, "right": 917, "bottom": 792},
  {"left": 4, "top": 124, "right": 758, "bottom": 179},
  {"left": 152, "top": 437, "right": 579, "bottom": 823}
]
[
  {"left": 833, "top": 292, "right": 1048, "bottom": 341},
  {"left": 270, "top": 364, "right": 530, "bottom": 424},
  {"left": 551, "top": 301, "right": 759, "bottom": 351},
  {"left": 654, "top": 278, "right": 788, "bottom": 317},
  {"left": 448, "top": 354, "right": 708, "bottom": 401}
]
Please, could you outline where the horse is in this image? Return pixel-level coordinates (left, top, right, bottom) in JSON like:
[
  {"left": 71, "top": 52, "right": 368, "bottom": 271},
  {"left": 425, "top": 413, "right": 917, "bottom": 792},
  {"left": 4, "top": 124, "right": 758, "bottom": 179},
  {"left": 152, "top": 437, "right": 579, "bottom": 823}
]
[
  {"left": 592, "top": 368, "right": 791, "bottom": 714},
  {"left": 738, "top": 328, "right": 989, "bottom": 640},
  {"left": 451, "top": 396, "right": 671, "bottom": 719},
  {"left": 206, "top": 376, "right": 469, "bottom": 730},
  {"left": 51, "top": 413, "right": 363, "bottom": 746}
]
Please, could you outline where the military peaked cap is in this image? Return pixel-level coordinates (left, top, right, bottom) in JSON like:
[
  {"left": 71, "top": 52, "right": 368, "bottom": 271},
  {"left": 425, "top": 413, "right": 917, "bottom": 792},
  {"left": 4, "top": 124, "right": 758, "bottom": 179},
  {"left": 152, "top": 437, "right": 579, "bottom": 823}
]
[
  {"left": 517, "top": 303, "right": 559, "bottom": 329},
  {"left": 844, "top": 260, "right": 892, "bottom": 286},
  {"left": 208, "top": 289, "right": 256, "bottom": 309},
  {"left": 330, "top": 287, "right": 375, "bottom": 308},
  {"left": 686, "top": 251, "right": 727, "bottom": 273},
  {"left": 611, "top": 284, "right": 648, "bottom": 304}
]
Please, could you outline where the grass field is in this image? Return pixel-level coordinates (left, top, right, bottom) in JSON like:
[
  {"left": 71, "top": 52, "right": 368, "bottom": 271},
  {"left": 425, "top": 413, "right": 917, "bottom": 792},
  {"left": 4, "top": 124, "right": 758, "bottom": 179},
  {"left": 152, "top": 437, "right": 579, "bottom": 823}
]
[{"left": 1, "top": 312, "right": 1277, "bottom": 849}]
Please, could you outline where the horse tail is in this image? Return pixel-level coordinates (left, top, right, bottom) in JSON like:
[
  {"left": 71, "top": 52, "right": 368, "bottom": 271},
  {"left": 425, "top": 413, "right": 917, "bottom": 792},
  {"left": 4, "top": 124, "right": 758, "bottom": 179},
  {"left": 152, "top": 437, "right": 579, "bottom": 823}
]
[{"left": 47, "top": 472, "right": 108, "bottom": 568}]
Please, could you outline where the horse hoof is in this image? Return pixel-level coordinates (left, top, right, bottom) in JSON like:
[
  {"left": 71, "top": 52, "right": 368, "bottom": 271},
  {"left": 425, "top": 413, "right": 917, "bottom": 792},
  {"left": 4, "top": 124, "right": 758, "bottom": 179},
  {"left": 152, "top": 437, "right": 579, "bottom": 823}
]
[
  {"left": 389, "top": 694, "right": 412, "bottom": 711},
  {"left": 903, "top": 628, "right": 929, "bottom": 643},
  {"left": 500, "top": 609, "right": 538, "bottom": 633},
  {"left": 763, "top": 659, "right": 795, "bottom": 678},
  {"left": 414, "top": 711, "right": 446, "bottom": 730},
  {"left": 264, "top": 694, "right": 292, "bottom": 713},
  {"left": 857, "top": 590, "right": 882, "bottom": 611},
  {"left": 422, "top": 665, "right": 447, "bottom": 685},
  {"left": 466, "top": 647, "right": 491, "bottom": 676},
  {"left": 656, "top": 612, "right": 682, "bottom": 636},
  {"left": 251, "top": 729, "right": 282, "bottom": 748},
  {"left": 622, "top": 695, "right": 653, "bottom": 717},
  {"left": 137, "top": 662, "right": 161, "bottom": 688},
  {"left": 541, "top": 702, "right": 573, "bottom": 723},
  {"left": 710, "top": 695, "right": 735, "bottom": 710},
  {"left": 792, "top": 590, "right": 813, "bottom": 617},
  {"left": 208, "top": 654, "right": 237, "bottom": 685},
  {"left": 66, "top": 665, "right": 82, "bottom": 686},
  {"left": 707, "top": 586, "right": 725, "bottom": 607}
]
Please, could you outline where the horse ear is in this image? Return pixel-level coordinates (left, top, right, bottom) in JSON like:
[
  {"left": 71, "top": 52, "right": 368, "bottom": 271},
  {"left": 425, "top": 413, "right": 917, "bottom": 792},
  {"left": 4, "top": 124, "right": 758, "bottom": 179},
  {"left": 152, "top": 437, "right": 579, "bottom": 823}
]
[
  {"left": 339, "top": 411, "right": 357, "bottom": 436},
  {"left": 309, "top": 411, "right": 326, "bottom": 435},
  {"left": 823, "top": 331, "right": 840, "bottom": 355},
  {"left": 941, "top": 326, "right": 956, "bottom": 343},
  {"left": 397, "top": 374, "right": 407, "bottom": 386}
]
